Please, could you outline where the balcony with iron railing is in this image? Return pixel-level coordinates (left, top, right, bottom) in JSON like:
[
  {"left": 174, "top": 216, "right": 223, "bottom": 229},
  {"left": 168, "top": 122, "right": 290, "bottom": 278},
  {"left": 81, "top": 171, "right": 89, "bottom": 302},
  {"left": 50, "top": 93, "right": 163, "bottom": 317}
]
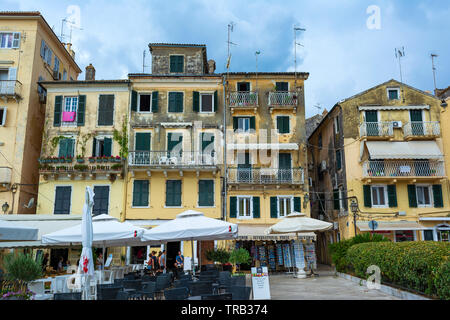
[
  {"left": 267, "top": 91, "right": 298, "bottom": 107},
  {"left": 403, "top": 121, "right": 440, "bottom": 139},
  {"left": 228, "top": 91, "right": 258, "bottom": 108},
  {"left": 0, "top": 80, "right": 22, "bottom": 99},
  {"left": 359, "top": 122, "right": 394, "bottom": 139},
  {"left": 362, "top": 160, "right": 445, "bottom": 180},
  {"left": 227, "top": 167, "right": 304, "bottom": 185},
  {"left": 128, "top": 151, "right": 218, "bottom": 168}
]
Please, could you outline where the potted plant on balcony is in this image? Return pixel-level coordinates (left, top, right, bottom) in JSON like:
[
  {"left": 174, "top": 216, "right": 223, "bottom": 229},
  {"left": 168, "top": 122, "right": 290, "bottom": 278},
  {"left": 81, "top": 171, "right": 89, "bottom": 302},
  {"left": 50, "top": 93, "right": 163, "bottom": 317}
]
[
  {"left": 114, "top": 156, "right": 122, "bottom": 163},
  {"left": 65, "top": 156, "right": 73, "bottom": 163},
  {"left": 88, "top": 156, "right": 96, "bottom": 163},
  {"left": 76, "top": 155, "right": 84, "bottom": 163},
  {"left": 111, "top": 163, "right": 123, "bottom": 171},
  {"left": 74, "top": 164, "right": 88, "bottom": 171}
]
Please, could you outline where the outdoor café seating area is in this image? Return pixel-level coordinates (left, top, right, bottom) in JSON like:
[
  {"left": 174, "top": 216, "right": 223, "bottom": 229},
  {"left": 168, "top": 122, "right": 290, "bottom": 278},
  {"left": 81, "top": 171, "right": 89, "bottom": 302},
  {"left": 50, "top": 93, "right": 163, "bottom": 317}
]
[{"left": 28, "top": 264, "right": 252, "bottom": 300}]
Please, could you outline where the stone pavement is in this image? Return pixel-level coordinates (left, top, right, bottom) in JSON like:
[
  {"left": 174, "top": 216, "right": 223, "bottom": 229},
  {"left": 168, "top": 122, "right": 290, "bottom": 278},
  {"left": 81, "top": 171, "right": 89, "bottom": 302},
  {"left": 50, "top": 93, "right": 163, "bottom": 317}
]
[{"left": 267, "top": 265, "right": 400, "bottom": 300}]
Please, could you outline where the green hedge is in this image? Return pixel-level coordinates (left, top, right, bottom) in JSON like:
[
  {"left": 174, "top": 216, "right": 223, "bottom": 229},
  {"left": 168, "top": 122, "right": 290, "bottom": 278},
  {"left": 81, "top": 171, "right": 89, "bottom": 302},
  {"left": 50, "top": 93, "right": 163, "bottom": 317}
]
[{"left": 346, "top": 241, "right": 450, "bottom": 299}]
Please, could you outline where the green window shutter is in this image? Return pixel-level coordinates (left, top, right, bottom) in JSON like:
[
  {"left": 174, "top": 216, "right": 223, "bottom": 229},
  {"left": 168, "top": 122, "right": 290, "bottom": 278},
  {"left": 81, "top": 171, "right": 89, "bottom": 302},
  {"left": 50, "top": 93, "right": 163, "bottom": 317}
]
[
  {"left": 170, "top": 56, "right": 176, "bottom": 72},
  {"left": 167, "top": 133, "right": 182, "bottom": 153},
  {"left": 67, "top": 139, "right": 74, "bottom": 157},
  {"left": 250, "top": 117, "right": 256, "bottom": 130},
  {"left": 270, "top": 197, "right": 278, "bottom": 218},
  {"left": 98, "top": 95, "right": 114, "bottom": 126},
  {"left": 133, "top": 180, "right": 149, "bottom": 207},
  {"left": 176, "top": 92, "right": 183, "bottom": 112},
  {"left": 193, "top": 91, "right": 199, "bottom": 112},
  {"left": 294, "top": 197, "right": 301, "bottom": 212},
  {"left": 387, "top": 185, "right": 397, "bottom": 208},
  {"left": 135, "top": 132, "right": 151, "bottom": 151},
  {"left": 199, "top": 180, "right": 214, "bottom": 207},
  {"left": 363, "top": 185, "right": 372, "bottom": 208},
  {"left": 277, "top": 117, "right": 284, "bottom": 134},
  {"left": 166, "top": 180, "right": 181, "bottom": 206},
  {"left": 336, "top": 150, "right": 342, "bottom": 170},
  {"left": 54, "top": 96, "right": 62, "bottom": 127},
  {"left": 252, "top": 197, "right": 260, "bottom": 218},
  {"left": 177, "top": 56, "right": 184, "bottom": 72},
  {"left": 103, "top": 138, "right": 112, "bottom": 157},
  {"left": 58, "top": 139, "right": 67, "bottom": 157},
  {"left": 131, "top": 90, "right": 137, "bottom": 111},
  {"left": 201, "top": 133, "right": 214, "bottom": 152},
  {"left": 151, "top": 91, "right": 158, "bottom": 112},
  {"left": 213, "top": 91, "right": 218, "bottom": 112},
  {"left": 407, "top": 185, "right": 417, "bottom": 208},
  {"left": 92, "top": 137, "right": 97, "bottom": 156},
  {"left": 333, "top": 189, "right": 340, "bottom": 210},
  {"left": 230, "top": 197, "right": 237, "bottom": 218},
  {"left": 284, "top": 117, "right": 290, "bottom": 133},
  {"left": 77, "top": 95, "right": 86, "bottom": 126},
  {"left": 170, "top": 56, "right": 184, "bottom": 73},
  {"left": 233, "top": 117, "right": 239, "bottom": 131},
  {"left": 433, "top": 185, "right": 443, "bottom": 208}
]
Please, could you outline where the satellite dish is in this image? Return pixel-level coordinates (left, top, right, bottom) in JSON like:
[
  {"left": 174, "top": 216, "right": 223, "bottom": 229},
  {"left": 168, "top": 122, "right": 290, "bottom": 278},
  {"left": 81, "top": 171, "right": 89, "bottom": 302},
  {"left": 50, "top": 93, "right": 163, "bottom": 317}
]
[{"left": 24, "top": 197, "right": 35, "bottom": 209}]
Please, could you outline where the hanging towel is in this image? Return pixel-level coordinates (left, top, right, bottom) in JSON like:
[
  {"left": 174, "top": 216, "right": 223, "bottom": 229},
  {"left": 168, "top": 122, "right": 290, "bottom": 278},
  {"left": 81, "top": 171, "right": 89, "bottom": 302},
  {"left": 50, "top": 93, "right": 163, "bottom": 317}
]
[{"left": 62, "top": 111, "right": 76, "bottom": 122}]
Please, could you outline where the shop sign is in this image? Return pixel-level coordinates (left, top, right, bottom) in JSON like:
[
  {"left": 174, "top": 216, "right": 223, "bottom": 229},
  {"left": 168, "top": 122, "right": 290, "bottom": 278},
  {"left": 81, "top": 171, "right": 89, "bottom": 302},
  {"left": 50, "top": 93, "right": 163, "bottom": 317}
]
[{"left": 251, "top": 266, "right": 271, "bottom": 300}]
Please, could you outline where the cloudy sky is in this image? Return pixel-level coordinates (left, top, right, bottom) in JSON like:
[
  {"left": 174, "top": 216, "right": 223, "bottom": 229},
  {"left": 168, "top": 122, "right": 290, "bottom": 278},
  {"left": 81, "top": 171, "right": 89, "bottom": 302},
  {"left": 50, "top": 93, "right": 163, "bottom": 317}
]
[{"left": 2, "top": 0, "right": 449, "bottom": 117}]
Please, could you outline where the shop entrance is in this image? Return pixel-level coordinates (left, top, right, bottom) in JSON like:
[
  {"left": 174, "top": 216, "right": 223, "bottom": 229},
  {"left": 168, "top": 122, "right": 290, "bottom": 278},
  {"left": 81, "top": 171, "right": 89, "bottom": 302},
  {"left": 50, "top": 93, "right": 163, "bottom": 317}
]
[
  {"left": 50, "top": 248, "right": 68, "bottom": 271},
  {"left": 131, "top": 246, "right": 146, "bottom": 264},
  {"left": 166, "top": 241, "right": 180, "bottom": 270}
]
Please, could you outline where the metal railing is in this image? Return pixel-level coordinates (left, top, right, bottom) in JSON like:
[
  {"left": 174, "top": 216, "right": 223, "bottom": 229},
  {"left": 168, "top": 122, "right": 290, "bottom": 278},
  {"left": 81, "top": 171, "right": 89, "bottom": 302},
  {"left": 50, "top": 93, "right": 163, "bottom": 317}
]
[
  {"left": 403, "top": 121, "right": 440, "bottom": 137},
  {"left": 128, "top": 151, "right": 217, "bottom": 167},
  {"left": 0, "top": 80, "right": 21, "bottom": 97},
  {"left": 228, "top": 91, "right": 258, "bottom": 107},
  {"left": 359, "top": 122, "right": 394, "bottom": 138},
  {"left": 267, "top": 91, "right": 298, "bottom": 106},
  {"left": 227, "top": 167, "right": 304, "bottom": 184},
  {"left": 362, "top": 160, "right": 445, "bottom": 178}
]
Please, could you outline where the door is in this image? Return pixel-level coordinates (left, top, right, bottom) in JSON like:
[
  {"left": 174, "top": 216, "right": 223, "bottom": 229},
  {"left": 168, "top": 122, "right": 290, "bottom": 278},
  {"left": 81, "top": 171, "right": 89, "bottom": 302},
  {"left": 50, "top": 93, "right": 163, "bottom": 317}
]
[
  {"left": 365, "top": 111, "right": 379, "bottom": 136},
  {"left": 278, "top": 153, "right": 292, "bottom": 182},
  {"left": 167, "top": 241, "right": 181, "bottom": 271},
  {"left": 135, "top": 132, "right": 151, "bottom": 164},
  {"left": 167, "top": 133, "right": 183, "bottom": 159},
  {"left": 410, "top": 110, "right": 424, "bottom": 135},
  {"left": 237, "top": 152, "right": 251, "bottom": 183},
  {"left": 92, "top": 186, "right": 110, "bottom": 216},
  {"left": 201, "top": 133, "right": 215, "bottom": 164}
]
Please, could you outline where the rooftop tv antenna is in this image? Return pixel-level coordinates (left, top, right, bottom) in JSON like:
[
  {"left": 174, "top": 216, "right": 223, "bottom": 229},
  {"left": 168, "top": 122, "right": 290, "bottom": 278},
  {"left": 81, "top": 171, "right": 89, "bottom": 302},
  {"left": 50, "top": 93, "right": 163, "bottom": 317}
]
[
  {"left": 431, "top": 53, "right": 438, "bottom": 95},
  {"left": 294, "top": 25, "right": 306, "bottom": 89},
  {"left": 255, "top": 50, "right": 261, "bottom": 89},
  {"left": 143, "top": 50, "right": 150, "bottom": 73},
  {"left": 395, "top": 47, "right": 406, "bottom": 102},
  {"left": 60, "top": 18, "right": 83, "bottom": 43},
  {"left": 313, "top": 103, "right": 322, "bottom": 115}
]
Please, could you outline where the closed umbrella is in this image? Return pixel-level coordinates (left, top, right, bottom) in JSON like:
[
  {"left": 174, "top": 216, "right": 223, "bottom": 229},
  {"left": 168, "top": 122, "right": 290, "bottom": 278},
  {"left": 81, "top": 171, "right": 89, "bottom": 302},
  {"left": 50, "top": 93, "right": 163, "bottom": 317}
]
[{"left": 265, "top": 212, "right": 332, "bottom": 278}]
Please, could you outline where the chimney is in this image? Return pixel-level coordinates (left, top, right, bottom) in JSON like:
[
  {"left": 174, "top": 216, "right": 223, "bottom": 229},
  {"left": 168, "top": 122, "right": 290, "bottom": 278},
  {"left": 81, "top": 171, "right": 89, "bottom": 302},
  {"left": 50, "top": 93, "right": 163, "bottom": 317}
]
[
  {"left": 85, "top": 64, "right": 96, "bottom": 81},
  {"left": 207, "top": 59, "right": 216, "bottom": 74},
  {"left": 65, "top": 43, "right": 76, "bottom": 59}
]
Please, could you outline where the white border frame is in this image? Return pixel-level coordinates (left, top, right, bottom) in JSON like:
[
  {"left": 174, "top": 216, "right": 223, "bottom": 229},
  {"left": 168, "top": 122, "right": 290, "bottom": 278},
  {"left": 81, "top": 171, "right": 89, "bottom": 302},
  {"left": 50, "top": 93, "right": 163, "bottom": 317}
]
[
  {"left": 199, "top": 91, "right": 215, "bottom": 113},
  {"left": 416, "top": 184, "right": 433, "bottom": 208},
  {"left": 387, "top": 87, "right": 401, "bottom": 101},
  {"left": 137, "top": 92, "right": 153, "bottom": 113},
  {"left": 131, "top": 179, "right": 150, "bottom": 208},
  {"left": 53, "top": 185, "right": 73, "bottom": 215},
  {"left": 93, "top": 135, "right": 114, "bottom": 157},
  {"left": 277, "top": 195, "right": 294, "bottom": 218},
  {"left": 236, "top": 195, "right": 253, "bottom": 220},
  {"left": 62, "top": 96, "right": 79, "bottom": 127},
  {"left": 370, "top": 184, "right": 389, "bottom": 208}
]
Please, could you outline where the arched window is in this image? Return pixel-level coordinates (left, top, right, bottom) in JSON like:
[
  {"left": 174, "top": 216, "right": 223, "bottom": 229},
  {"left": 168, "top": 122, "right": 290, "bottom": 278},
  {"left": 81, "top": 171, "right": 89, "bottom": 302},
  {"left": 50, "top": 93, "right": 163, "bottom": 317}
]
[{"left": 436, "top": 224, "right": 450, "bottom": 242}]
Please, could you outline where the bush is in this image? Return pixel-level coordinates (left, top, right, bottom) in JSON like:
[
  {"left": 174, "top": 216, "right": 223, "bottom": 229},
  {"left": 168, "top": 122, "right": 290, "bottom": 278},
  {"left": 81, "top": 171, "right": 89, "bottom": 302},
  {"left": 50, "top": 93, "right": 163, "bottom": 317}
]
[
  {"left": 329, "top": 233, "right": 389, "bottom": 272},
  {"left": 205, "top": 249, "right": 230, "bottom": 265},
  {"left": 346, "top": 241, "right": 450, "bottom": 299},
  {"left": 229, "top": 248, "right": 252, "bottom": 266},
  {"left": 3, "top": 253, "right": 43, "bottom": 282}
]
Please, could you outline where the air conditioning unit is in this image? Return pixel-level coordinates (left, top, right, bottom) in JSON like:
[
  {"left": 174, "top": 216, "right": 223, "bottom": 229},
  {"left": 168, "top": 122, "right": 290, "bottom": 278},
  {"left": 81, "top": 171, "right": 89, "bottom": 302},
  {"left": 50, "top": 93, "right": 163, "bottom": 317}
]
[
  {"left": 52, "top": 70, "right": 61, "bottom": 80},
  {"left": 392, "top": 121, "right": 402, "bottom": 128},
  {"left": 320, "top": 160, "right": 327, "bottom": 171},
  {"left": 398, "top": 211, "right": 406, "bottom": 216}
]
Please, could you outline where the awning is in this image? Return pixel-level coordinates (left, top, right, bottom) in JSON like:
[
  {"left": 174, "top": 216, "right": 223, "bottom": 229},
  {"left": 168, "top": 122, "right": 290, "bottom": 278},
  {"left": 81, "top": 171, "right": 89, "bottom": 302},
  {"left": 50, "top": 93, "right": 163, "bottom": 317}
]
[
  {"left": 227, "top": 143, "right": 299, "bottom": 150},
  {"left": 359, "top": 105, "right": 430, "bottom": 111},
  {"left": 365, "top": 141, "right": 443, "bottom": 160},
  {"left": 236, "top": 224, "right": 316, "bottom": 241},
  {"left": 0, "top": 220, "right": 38, "bottom": 241},
  {"left": 357, "top": 220, "right": 425, "bottom": 231}
]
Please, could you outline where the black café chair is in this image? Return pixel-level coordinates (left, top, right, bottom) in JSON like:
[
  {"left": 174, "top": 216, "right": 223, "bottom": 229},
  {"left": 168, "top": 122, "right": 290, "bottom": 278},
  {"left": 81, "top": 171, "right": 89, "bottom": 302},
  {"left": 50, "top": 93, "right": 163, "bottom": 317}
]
[
  {"left": 189, "top": 281, "right": 213, "bottom": 296},
  {"left": 164, "top": 287, "right": 189, "bottom": 300},
  {"left": 139, "top": 281, "right": 156, "bottom": 300},
  {"left": 231, "top": 275, "right": 246, "bottom": 286},
  {"left": 228, "top": 286, "right": 252, "bottom": 300},
  {"left": 201, "top": 293, "right": 232, "bottom": 300},
  {"left": 98, "top": 286, "right": 122, "bottom": 300},
  {"left": 54, "top": 292, "right": 82, "bottom": 300},
  {"left": 123, "top": 279, "right": 142, "bottom": 291}
]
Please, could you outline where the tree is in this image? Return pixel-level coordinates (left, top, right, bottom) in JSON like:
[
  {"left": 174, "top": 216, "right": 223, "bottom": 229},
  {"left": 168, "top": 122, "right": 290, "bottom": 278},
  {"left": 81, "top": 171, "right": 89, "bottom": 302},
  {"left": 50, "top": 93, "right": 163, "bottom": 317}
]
[{"left": 229, "top": 248, "right": 252, "bottom": 273}]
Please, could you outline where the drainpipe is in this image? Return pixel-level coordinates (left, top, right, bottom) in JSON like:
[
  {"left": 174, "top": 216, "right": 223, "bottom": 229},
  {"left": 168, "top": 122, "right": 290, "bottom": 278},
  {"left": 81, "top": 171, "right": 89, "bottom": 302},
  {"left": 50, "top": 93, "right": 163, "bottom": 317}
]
[{"left": 222, "top": 77, "right": 227, "bottom": 221}]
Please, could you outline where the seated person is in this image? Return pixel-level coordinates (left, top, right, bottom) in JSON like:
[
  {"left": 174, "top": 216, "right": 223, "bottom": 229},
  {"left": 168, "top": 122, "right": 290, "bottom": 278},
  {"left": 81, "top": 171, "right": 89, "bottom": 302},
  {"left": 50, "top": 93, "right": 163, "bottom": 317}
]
[{"left": 174, "top": 251, "right": 184, "bottom": 269}]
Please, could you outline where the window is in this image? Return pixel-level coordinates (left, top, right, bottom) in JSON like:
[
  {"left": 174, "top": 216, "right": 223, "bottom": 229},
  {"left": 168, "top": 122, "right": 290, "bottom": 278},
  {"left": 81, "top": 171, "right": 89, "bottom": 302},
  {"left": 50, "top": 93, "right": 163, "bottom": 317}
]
[
  {"left": 62, "top": 96, "right": 78, "bottom": 126},
  {"left": 54, "top": 186, "right": 71, "bottom": 214},
  {"left": 138, "top": 93, "right": 152, "bottom": 112},
  {"left": 168, "top": 92, "right": 183, "bottom": 112},
  {"left": 0, "top": 32, "right": 20, "bottom": 49},
  {"left": 336, "top": 150, "right": 342, "bottom": 170},
  {"left": 275, "top": 82, "right": 289, "bottom": 91},
  {"left": 200, "top": 93, "right": 213, "bottom": 113},
  {"left": 92, "top": 137, "right": 112, "bottom": 157},
  {"left": 0, "top": 107, "right": 6, "bottom": 126},
  {"left": 238, "top": 196, "right": 252, "bottom": 218},
  {"left": 40, "top": 40, "right": 52, "bottom": 65},
  {"left": 416, "top": 185, "right": 432, "bottom": 207},
  {"left": 237, "top": 82, "right": 250, "bottom": 92},
  {"left": 98, "top": 94, "right": 115, "bottom": 126},
  {"left": 58, "top": 137, "right": 75, "bottom": 158},
  {"left": 423, "top": 230, "right": 434, "bottom": 241},
  {"left": 166, "top": 180, "right": 182, "bottom": 207},
  {"left": 92, "top": 186, "right": 110, "bottom": 216},
  {"left": 54, "top": 56, "right": 60, "bottom": 72},
  {"left": 387, "top": 88, "right": 400, "bottom": 100},
  {"left": 132, "top": 180, "right": 149, "bottom": 207},
  {"left": 436, "top": 224, "right": 450, "bottom": 242},
  {"left": 63, "top": 70, "right": 67, "bottom": 81},
  {"left": 170, "top": 55, "right": 184, "bottom": 73},
  {"left": 278, "top": 196, "right": 292, "bottom": 217},
  {"left": 334, "top": 116, "right": 340, "bottom": 134},
  {"left": 238, "top": 118, "right": 250, "bottom": 132},
  {"left": 318, "top": 133, "right": 322, "bottom": 149},
  {"left": 198, "top": 180, "right": 214, "bottom": 207},
  {"left": 371, "top": 185, "right": 387, "bottom": 207},
  {"left": 135, "top": 132, "right": 151, "bottom": 152},
  {"left": 395, "top": 230, "right": 415, "bottom": 242},
  {"left": 277, "top": 116, "right": 290, "bottom": 134},
  {"left": 339, "top": 186, "right": 346, "bottom": 210}
]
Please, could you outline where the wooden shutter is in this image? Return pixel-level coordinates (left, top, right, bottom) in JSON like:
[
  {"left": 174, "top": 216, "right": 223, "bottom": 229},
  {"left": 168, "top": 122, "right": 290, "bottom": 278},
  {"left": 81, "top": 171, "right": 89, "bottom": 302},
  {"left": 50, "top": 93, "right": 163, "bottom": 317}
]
[
  {"left": 131, "top": 90, "right": 137, "bottom": 111},
  {"left": 103, "top": 138, "right": 112, "bottom": 157},
  {"left": 333, "top": 189, "right": 340, "bottom": 210},
  {"left": 54, "top": 96, "right": 62, "bottom": 127},
  {"left": 336, "top": 150, "right": 342, "bottom": 170},
  {"left": 77, "top": 95, "right": 86, "bottom": 126},
  {"left": 252, "top": 197, "right": 260, "bottom": 218},
  {"left": 277, "top": 117, "right": 284, "bottom": 134},
  {"left": 167, "top": 133, "right": 182, "bottom": 153},
  {"left": 151, "top": 91, "right": 158, "bottom": 112},
  {"left": 135, "top": 132, "right": 151, "bottom": 151},
  {"left": 270, "top": 197, "right": 278, "bottom": 218},
  {"left": 199, "top": 180, "right": 214, "bottom": 207},
  {"left": 294, "top": 197, "right": 301, "bottom": 212},
  {"left": 133, "top": 180, "right": 149, "bottom": 207},
  {"left": 276, "top": 82, "right": 288, "bottom": 91},
  {"left": 170, "top": 56, "right": 176, "bottom": 72},
  {"left": 98, "top": 95, "right": 114, "bottom": 126},
  {"left": 233, "top": 117, "right": 239, "bottom": 131},
  {"left": 67, "top": 139, "right": 74, "bottom": 157},
  {"left": 193, "top": 91, "right": 199, "bottom": 112},
  {"left": 92, "top": 138, "right": 97, "bottom": 156},
  {"left": 166, "top": 180, "right": 181, "bottom": 206},
  {"left": 433, "top": 185, "right": 443, "bottom": 208},
  {"left": 363, "top": 185, "right": 372, "bottom": 208},
  {"left": 230, "top": 197, "right": 237, "bottom": 218},
  {"left": 213, "top": 91, "right": 218, "bottom": 112},
  {"left": 176, "top": 92, "right": 183, "bottom": 112},
  {"left": 177, "top": 56, "right": 184, "bottom": 72},
  {"left": 250, "top": 117, "right": 256, "bottom": 130},
  {"left": 12, "top": 33, "right": 20, "bottom": 48},
  {"left": 58, "top": 139, "right": 67, "bottom": 157},
  {"left": 168, "top": 92, "right": 176, "bottom": 112},
  {"left": 54, "top": 186, "right": 71, "bottom": 214},
  {"left": 407, "top": 185, "right": 417, "bottom": 208},
  {"left": 387, "top": 185, "right": 397, "bottom": 207},
  {"left": 93, "top": 186, "right": 110, "bottom": 215},
  {"left": 40, "top": 40, "right": 45, "bottom": 57}
]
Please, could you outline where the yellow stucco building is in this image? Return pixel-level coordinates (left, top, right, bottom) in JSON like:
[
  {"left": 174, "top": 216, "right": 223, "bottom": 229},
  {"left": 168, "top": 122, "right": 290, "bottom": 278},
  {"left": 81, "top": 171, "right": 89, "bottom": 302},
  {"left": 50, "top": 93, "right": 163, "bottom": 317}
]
[{"left": 0, "top": 12, "right": 81, "bottom": 215}]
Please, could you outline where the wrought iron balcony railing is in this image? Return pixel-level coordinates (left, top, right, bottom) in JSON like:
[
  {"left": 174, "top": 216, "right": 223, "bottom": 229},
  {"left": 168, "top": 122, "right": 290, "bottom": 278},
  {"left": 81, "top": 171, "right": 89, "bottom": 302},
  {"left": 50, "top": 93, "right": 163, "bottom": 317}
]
[
  {"left": 403, "top": 121, "right": 440, "bottom": 138},
  {"left": 267, "top": 91, "right": 298, "bottom": 106},
  {"left": 359, "top": 122, "right": 394, "bottom": 138},
  {"left": 228, "top": 91, "right": 258, "bottom": 108},
  {"left": 227, "top": 167, "right": 304, "bottom": 184},
  {"left": 0, "top": 80, "right": 22, "bottom": 98},
  {"left": 128, "top": 151, "right": 217, "bottom": 167},
  {"left": 362, "top": 160, "right": 445, "bottom": 178}
]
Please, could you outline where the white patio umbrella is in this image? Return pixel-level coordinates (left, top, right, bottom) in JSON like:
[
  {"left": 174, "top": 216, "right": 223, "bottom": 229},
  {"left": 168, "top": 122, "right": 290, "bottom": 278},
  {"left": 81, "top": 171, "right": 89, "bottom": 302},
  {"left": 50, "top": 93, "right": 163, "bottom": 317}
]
[
  {"left": 265, "top": 212, "right": 332, "bottom": 278},
  {"left": 77, "top": 187, "right": 95, "bottom": 300},
  {"left": 142, "top": 210, "right": 238, "bottom": 274}
]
